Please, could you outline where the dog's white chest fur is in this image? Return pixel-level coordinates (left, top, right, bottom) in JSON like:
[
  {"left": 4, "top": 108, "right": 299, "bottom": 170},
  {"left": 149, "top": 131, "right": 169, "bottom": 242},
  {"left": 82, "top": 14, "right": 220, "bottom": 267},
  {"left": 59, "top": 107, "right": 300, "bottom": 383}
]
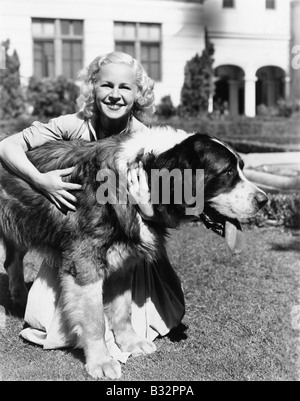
[{"left": 118, "top": 126, "right": 192, "bottom": 166}]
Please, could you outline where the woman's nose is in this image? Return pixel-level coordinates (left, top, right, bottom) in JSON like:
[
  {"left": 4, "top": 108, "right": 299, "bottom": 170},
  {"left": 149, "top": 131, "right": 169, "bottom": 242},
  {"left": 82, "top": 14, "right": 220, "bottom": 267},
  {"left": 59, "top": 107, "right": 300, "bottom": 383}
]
[{"left": 109, "top": 86, "right": 121, "bottom": 101}]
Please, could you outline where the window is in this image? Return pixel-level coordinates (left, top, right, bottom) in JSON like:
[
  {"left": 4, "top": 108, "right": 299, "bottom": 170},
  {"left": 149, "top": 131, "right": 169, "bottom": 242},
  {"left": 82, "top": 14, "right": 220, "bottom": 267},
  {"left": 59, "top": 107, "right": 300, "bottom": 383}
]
[
  {"left": 32, "top": 18, "right": 84, "bottom": 79},
  {"left": 266, "top": 0, "right": 276, "bottom": 9},
  {"left": 33, "top": 41, "right": 54, "bottom": 78},
  {"left": 62, "top": 41, "right": 83, "bottom": 79},
  {"left": 114, "top": 22, "right": 162, "bottom": 81},
  {"left": 223, "top": 0, "right": 235, "bottom": 8}
]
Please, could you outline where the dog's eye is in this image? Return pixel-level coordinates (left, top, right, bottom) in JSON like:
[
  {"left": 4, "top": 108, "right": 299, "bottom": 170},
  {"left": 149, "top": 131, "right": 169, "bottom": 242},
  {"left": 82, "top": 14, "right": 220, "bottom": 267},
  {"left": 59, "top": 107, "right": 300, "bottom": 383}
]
[{"left": 226, "top": 168, "right": 234, "bottom": 176}]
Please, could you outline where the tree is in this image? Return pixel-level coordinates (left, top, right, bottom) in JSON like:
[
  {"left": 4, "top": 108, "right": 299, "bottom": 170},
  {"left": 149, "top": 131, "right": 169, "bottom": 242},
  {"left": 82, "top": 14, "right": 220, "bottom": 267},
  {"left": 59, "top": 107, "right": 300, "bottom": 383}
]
[
  {"left": 0, "top": 39, "right": 25, "bottom": 119},
  {"left": 179, "top": 40, "right": 215, "bottom": 116}
]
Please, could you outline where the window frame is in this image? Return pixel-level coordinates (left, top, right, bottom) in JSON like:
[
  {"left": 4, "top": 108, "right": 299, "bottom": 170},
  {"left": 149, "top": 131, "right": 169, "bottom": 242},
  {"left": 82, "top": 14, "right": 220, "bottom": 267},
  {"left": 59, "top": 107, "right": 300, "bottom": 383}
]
[
  {"left": 114, "top": 21, "right": 162, "bottom": 82},
  {"left": 222, "top": 0, "right": 235, "bottom": 9},
  {"left": 32, "top": 18, "right": 84, "bottom": 79},
  {"left": 33, "top": 39, "right": 55, "bottom": 78},
  {"left": 62, "top": 40, "right": 83, "bottom": 80},
  {"left": 266, "top": 0, "right": 276, "bottom": 10}
]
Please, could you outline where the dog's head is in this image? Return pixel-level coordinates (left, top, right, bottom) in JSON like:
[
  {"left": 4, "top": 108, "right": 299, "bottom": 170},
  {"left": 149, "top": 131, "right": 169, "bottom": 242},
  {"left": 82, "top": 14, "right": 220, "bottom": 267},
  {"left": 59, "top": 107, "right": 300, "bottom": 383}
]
[
  {"left": 193, "top": 134, "right": 268, "bottom": 217},
  {"left": 143, "top": 132, "right": 268, "bottom": 242}
]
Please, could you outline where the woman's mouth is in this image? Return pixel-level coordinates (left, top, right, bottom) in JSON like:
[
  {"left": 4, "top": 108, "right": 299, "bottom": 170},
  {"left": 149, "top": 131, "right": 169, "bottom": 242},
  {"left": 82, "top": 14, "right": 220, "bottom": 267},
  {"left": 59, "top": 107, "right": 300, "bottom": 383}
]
[{"left": 105, "top": 103, "right": 124, "bottom": 111}]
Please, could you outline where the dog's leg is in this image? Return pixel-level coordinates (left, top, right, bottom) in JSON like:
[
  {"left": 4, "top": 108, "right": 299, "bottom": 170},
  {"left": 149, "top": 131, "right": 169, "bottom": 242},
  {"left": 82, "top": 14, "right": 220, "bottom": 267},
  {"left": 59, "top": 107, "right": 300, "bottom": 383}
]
[
  {"left": 105, "top": 267, "right": 157, "bottom": 357},
  {"left": 61, "top": 251, "right": 121, "bottom": 380},
  {"left": 3, "top": 238, "right": 28, "bottom": 310}
]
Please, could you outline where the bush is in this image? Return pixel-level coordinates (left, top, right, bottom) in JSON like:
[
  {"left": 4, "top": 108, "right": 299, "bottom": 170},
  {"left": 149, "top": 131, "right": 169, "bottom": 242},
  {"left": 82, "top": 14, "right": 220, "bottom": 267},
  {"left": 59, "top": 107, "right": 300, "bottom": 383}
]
[
  {"left": 179, "top": 43, "right": 215, "bottom": 117},
  {"left": 27, "top": 75, "right": 79, "bottom": 119},
  {"left": 257, "top": 99, "right": 298, "bottom": 119},
  {"left": 0, "top": 39, "right": 25, "bottom": 119},
  {"left": 226, "top": 140, "right": 291, "bottom": 154},
  {"left": 153, "top": 114, "right": 300, "bottom": 151},
  {"left": 155, "top": 95, "right": 176, "bottom": 119},
  {"left": 247, "top": 193, "right": 300, "bottom": 229},
  {"left": 276, "top": 99, "right": 295, "bottom": 118}
]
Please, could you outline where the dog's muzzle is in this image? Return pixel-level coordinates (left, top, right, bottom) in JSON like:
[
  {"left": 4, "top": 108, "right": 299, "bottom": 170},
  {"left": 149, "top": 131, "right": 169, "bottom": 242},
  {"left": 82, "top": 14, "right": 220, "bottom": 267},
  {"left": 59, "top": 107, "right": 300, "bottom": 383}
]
[{"left": 254, "top": 192, "right": 269, "bottom": 210}]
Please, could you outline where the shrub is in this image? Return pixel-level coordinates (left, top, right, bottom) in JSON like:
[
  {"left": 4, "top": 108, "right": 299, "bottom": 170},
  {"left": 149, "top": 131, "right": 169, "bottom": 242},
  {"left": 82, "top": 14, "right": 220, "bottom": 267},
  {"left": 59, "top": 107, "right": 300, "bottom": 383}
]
[
  {"left": 256, "top": 99, "right": 297, "bottom": 119},
  {"left": 27, "top": 75, "right": 79, "bottom": 119},
  {"left": 153, "top": 114, "right": 300, "bottom": 151},
  {"left": 276, "top": 99, "right": 295, "bottom": 118},
  {"left": 0, "top": 39, "right": 25, "bottom": 119},
  {"left": 247, "top": 193, "right": 300, "bottom": 229},
  {"left": 226, "top": 140, "right": 291, "bottom": 154},
  {"left": 179, "top": 43, "right": 215, "bottom": 117},
  {"left": 155, "top": 95, "right": 176, "bottom": 119}
]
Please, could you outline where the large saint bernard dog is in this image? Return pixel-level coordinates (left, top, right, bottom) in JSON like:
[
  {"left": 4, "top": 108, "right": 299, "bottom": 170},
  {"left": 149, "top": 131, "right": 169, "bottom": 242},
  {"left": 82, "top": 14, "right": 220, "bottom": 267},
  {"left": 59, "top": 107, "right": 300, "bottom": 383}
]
[{"left": 0, "top": 126, "right": 268, "bottom": 379}]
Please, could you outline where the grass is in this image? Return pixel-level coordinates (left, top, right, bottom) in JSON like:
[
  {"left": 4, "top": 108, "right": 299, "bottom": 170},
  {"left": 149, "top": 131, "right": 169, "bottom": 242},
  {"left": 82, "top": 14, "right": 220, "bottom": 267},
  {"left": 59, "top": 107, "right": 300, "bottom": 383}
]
[
  {"left": 0, "top": 224, "right": 299, "bottom": 381},
  {"left": 0, "top": 114, "right": 299, "bottom": 380}
]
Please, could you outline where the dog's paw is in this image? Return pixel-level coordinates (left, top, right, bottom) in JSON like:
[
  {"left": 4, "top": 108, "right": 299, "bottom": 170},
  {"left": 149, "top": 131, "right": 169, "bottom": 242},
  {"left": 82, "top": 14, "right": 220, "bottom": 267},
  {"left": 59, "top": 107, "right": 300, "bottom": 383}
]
[
  {"left": 131, "top": 339, "right": 157, "bottom": 357},
  {"left": 85, "top": 358, "right": 122, "bottom": 380},
  {"left": 119, "top": 337, "right": 157, "bottom": 357},
  {"left": 115, "top": 328, "right": 157, "bottom": 357},
  {"left": 10, "top": 284, "right": 28, "bottom": 312}
]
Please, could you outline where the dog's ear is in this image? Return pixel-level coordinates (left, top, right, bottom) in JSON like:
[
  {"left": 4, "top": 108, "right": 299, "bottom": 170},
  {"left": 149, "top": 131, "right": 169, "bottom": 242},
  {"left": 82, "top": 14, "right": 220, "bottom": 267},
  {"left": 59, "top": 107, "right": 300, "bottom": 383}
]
[{"left": 154, "top": 134, "right": 207, "bottom": 171}]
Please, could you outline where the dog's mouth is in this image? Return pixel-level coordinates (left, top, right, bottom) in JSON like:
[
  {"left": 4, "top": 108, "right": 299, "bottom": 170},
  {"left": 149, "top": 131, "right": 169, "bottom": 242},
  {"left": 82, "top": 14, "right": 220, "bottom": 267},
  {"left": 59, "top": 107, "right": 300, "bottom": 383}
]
[
  {"left": 199, "top": 208, "right": 245, "bottom": 255},
  {"left": 200, "top": 208, "right": 240, "bottom": 236}
]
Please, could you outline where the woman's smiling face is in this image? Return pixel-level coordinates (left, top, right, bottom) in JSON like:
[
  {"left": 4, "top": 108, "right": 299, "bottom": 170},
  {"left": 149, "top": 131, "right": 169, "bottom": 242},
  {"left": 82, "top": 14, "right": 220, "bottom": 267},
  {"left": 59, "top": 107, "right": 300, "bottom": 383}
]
[{"left": 94, "top": 63, "right": 137, "bottom": 120}]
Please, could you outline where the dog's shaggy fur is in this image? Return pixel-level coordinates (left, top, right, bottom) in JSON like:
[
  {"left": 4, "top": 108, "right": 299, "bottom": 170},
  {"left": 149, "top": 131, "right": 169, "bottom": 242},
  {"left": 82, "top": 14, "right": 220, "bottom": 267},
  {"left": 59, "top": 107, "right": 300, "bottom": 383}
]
[{"left": 0, "top": 127, "right": 268, "bottom": 379}]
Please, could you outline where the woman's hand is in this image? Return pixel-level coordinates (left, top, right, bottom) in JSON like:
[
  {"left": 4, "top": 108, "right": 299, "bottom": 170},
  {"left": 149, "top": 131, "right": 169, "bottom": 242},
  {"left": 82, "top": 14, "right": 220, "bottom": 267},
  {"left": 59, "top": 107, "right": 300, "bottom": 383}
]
[
  {"left": 36, "top": 167, "right": 82, "bottom": 212},
  {"left": 127, "top": 162, "right": 155, "bottom": 219}
]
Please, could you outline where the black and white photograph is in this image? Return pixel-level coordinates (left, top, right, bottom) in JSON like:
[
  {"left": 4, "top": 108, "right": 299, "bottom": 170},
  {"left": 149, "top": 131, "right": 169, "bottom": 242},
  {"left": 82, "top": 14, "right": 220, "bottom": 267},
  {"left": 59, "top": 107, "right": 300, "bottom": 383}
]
[{"left": 0, "top": 0, "right": 299, "bottom": 383}]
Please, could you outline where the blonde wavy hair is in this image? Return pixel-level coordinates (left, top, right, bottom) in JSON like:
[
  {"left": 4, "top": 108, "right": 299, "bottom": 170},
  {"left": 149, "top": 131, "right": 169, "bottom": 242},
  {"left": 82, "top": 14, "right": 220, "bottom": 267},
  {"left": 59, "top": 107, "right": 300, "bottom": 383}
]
[{"left": 77, "top": 52, "right": 155, "bottom": 121}]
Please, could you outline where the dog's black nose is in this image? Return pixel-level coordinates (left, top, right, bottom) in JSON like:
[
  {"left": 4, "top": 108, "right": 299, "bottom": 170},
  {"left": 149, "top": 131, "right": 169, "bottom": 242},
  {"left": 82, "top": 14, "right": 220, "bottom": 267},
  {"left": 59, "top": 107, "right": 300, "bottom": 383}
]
[{"left": 255, "top": 192, "right": 269, "bottom": 209}]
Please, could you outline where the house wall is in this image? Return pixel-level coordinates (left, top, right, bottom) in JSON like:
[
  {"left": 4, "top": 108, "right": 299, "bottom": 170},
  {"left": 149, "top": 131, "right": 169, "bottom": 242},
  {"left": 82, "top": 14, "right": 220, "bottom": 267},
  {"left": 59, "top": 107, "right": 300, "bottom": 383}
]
[
  {"left": 0, "top": 0, "right": 295, "bottom": 112},
  {"left": 204, "top": 0, "right": 291, "bottom": 77},
  {"left": 0, "top": 0, "right": 205, "bottom": 105},
  {"left": 290, "top": 0, "right": 300, "bottom": 102},
  {"left": 203, "top": 0, "right": 292, "bottom": 116}
]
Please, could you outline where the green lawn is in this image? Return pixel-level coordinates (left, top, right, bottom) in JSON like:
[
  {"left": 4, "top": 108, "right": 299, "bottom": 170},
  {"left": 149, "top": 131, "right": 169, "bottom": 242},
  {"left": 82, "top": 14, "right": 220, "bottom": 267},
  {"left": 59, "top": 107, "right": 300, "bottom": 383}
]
[{"left": 0, "top": 224, "right": 299, "bottom": 381}]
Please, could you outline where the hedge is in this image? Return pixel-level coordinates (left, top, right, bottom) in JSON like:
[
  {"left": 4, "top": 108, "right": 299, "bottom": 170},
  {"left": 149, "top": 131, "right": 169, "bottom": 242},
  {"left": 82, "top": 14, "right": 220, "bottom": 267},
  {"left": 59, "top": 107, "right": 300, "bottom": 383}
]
[
  {"left": 246, "top": 193, "right": 300, "bottom": 229},
  {"left": 154, "top": 114, "right": 300, "bottom": 153}
]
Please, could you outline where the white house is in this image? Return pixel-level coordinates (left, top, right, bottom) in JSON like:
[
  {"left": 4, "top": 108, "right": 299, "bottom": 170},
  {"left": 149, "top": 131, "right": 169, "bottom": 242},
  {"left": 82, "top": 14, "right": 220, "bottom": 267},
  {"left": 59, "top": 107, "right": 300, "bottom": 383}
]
[
  {"left": 0, "top": 0, "right": 299, "bottom": 116},
  {"left": 204, "top": 0, "right": 295, "bottom": 117}
]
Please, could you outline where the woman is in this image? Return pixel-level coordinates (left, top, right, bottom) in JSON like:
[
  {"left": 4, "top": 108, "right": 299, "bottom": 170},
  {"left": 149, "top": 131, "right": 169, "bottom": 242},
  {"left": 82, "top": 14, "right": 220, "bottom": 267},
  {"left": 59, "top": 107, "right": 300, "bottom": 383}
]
[{"left": 0, "top": 52, "right": 185, "bottom": 355}]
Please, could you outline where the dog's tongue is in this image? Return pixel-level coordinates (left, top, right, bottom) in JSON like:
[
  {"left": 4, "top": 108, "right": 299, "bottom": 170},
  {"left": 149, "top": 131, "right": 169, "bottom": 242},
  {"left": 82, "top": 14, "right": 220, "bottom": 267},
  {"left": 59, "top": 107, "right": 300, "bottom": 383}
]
[
  {"left": 200, "top": 212, "right": 245, "bottom": 255},
  {"left": 224, "top": 220, "right": 246, "bottom": 255}
]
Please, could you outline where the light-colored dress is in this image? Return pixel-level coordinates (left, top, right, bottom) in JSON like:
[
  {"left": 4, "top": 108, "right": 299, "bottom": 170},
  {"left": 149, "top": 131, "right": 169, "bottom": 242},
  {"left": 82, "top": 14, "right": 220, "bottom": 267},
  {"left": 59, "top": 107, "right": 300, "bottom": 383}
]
[{"left": 19, "top": 112, "right": 185, "bottom": 362}]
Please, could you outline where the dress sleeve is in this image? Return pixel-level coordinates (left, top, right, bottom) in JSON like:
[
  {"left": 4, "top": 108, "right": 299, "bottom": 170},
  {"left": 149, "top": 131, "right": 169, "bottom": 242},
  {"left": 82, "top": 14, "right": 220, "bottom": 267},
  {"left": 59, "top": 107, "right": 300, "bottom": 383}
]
[
  {"left": 22, "top": 114, "right": 85, "bottom": 150},
  {"left": 130, "top": 117, "right": 151, "bottom": 135}
]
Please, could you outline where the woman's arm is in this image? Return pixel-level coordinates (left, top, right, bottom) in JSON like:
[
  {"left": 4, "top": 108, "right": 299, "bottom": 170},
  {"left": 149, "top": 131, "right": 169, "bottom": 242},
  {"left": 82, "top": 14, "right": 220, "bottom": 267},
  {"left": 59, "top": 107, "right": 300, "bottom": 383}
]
[{"left": 0, "top": 132, "right": 82, "bottom": 211}]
